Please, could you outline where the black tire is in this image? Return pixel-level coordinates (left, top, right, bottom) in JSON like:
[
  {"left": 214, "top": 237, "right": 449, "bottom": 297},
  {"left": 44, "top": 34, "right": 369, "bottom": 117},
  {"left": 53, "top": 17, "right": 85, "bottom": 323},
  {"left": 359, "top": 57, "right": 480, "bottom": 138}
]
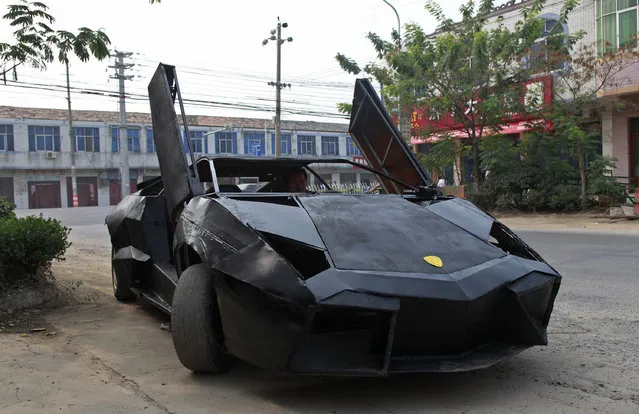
[
  {"left": 111, "top": 247, "right": 137, "bottom": 302},
  {"left": 171, "top": 263, "right": 237, "bottom": 373}
]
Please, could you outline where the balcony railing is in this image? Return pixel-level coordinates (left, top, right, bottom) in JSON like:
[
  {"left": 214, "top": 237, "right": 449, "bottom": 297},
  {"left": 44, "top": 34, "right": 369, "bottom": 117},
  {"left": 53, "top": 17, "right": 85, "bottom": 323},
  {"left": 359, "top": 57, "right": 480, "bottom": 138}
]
[
  {"left": 0, "top": 150, "right": 367, "bottom": 171},
  {"left": 0, "top": 151, "right": 160, "bottom": 170},
  {"left": 597, "top": 55, "right": 639, "bottom": 98}
]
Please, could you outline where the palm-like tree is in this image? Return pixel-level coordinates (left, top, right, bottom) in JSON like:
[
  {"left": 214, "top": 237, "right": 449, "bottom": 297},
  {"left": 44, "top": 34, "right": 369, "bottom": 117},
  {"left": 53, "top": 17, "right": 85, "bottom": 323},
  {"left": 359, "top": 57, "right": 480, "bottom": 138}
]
[
  {"left": 1, "top": 1, "right": 111, "bottom": 206},
  {"left": 0, "top": 1, "right": 55, "bottom": 81},
  {"left": 50, "top": 28, "right": 111, "bottom": 206}
]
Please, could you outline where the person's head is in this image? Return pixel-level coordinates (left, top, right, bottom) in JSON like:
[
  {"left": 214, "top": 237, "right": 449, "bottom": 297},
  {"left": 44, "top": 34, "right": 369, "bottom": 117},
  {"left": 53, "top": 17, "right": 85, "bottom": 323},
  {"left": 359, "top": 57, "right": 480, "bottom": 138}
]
[{"left": 287, "top": 168, "right": 308, "bottom": 192}]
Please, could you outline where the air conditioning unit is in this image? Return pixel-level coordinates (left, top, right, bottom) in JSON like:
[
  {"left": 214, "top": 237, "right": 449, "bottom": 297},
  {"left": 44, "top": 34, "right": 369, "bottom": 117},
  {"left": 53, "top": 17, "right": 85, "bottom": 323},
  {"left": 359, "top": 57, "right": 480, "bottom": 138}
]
[{"left": 45, "top": 151, "right": 56, "bottom": 159}]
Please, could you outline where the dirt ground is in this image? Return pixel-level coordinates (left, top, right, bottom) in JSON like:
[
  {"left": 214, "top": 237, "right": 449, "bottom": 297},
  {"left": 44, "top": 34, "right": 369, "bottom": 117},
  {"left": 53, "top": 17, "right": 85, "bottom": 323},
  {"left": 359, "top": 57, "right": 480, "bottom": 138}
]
[
  {"left": 1, "top": 213, "right": 638, "bottom": 413},
  {"left": 495, "top": 211, "right": 639, "bottom": 234}
]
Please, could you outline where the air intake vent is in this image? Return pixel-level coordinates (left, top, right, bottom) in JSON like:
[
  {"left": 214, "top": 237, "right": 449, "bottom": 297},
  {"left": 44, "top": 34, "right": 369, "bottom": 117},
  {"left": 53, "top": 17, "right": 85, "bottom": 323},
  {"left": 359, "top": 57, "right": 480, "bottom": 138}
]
[{"left": 258, "top": 231, "right": 330, "bottom": 280}]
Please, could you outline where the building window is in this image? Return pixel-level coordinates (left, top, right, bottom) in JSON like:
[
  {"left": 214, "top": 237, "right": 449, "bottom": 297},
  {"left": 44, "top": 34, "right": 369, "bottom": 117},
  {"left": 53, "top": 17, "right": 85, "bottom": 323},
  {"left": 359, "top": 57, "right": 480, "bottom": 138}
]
[
  {"left": 597, "top": 0, "right": 638, "bottom": 54},
  {"left": 297, "top": 135, "right": 316, "bottom": 156},
  {"left": 111, "top": 127, "right": 140, "bottom": 153},
  {"left": 319, "top": 174, "right": 332, "bottom": 185},
  {"left": 146, "top": 128, "right": 156, "bottom": 152},
  {"left": 340, "top": 173, "right": 357, "bottom": 184},
  {"left": 216, "top": 131, "right": 237, "bottom": 154},
  {"left": 270, "top": 133, "right": 291, "bottom": 155},
  {"left": 244, "top": 132, "right": 265, "bottom": 156},
  {"left": 321, "top": 136, "right": 339, "bottom": 156},
  {"left": 72, "top": 127, "right": 100, "bottom": 152},
  {"left": 428, "top": 106, "right": 443, "bottom": 121},
  {"left": 360, "top": 173, "right": 374, "bottom": 185},
  {"left": 346, "top": 136, "right": 361, "bottom": 156},
  {"left": 189, "top": 130, "right": 207, "bottom": 153},
  {"left": 0, "top": 125, "right": 14, "bottom": 152},
  {"left": 28, "top": 125, "right": 60, "bottom": 152},
  {"left": 527, "top": 17, "right": 567, "bottom": 71}
]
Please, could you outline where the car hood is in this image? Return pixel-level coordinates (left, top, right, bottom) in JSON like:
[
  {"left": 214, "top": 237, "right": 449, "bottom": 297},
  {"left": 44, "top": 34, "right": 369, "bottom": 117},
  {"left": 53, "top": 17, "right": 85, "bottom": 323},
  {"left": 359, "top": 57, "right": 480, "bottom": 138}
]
[
  {"left": 216, "top": 194, "right": 505, "bottom": 275},
  {"left": 296, "top": 194, "right": 505, "bottom": 274}
]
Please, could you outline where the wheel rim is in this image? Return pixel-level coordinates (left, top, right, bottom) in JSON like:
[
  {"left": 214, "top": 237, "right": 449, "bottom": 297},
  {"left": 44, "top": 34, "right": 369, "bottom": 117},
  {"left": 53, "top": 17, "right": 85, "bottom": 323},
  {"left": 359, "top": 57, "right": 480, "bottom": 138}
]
[
  {"left": 112, "top": 267, "right": 118, "bottom": 290},
  {"left": 111, "top": 248, "right": 118, "bottom": 291}
]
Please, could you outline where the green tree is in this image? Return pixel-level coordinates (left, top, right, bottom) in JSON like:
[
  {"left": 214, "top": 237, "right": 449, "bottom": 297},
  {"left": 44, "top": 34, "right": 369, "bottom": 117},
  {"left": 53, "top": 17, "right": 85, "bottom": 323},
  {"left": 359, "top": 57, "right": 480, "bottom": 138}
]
[
  {"left": 335, "top": 0, "right": 582, "bottom": 190},
  {"left": 0, "top": 0, "right": 111, "bottom": 207},
  {"left": 528, "top": 38, "right": 639, "bottom": 207},
  {"left": 418, "top": 134, "right": 470, "bottom": 183},
  {"left": 0, "top": 1, "right": 55, "bottom": 81},
  {"left": 2, "top": 1, "right": 111, "bottom": 205},
  {"left": 1, "top": 1, "right": 110, "bottom": 80}
]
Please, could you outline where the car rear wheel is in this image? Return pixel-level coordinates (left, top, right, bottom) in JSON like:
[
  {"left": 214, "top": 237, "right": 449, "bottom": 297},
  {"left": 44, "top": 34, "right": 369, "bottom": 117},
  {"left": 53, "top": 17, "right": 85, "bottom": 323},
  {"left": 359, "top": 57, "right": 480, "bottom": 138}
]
[
  {"left": 111, "top": 247, "right": 137, "bottom": 302},
  {"left": 171, "top": 263, "right": 238, "bottom": 373}
]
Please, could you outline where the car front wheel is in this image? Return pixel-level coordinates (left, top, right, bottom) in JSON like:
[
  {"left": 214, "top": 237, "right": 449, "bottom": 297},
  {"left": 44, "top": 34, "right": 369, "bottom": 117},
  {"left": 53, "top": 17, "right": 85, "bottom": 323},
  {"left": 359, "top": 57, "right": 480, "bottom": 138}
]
[{"left": 171, "top": 263, "right": 237, "bottom": 373}]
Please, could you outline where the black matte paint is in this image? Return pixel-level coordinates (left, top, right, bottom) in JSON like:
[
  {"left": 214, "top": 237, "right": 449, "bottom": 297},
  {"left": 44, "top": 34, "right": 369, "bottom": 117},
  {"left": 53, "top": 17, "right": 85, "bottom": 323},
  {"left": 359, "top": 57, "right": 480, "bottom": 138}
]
[
  {"left": 147, "top": 64, "right": 203, "bottom": 218},
  {"left": 349, "top": 78, "right": 433, "bottom": 193},
  {"left": 104, "top": 65, "right": 563, "bottom": 377}
]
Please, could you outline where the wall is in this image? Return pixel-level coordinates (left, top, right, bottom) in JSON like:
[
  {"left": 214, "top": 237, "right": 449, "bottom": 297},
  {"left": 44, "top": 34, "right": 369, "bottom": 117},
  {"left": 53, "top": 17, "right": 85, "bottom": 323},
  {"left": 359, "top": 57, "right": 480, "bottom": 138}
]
[
  {"left": 598, "top": 58, "right": 639, "bottom": 98},
  {"left": 484, "top": 0, "right": 595, "bottom": 45},
  {"left": 1, "top": 114, "right": 364, "bottom": 207}
]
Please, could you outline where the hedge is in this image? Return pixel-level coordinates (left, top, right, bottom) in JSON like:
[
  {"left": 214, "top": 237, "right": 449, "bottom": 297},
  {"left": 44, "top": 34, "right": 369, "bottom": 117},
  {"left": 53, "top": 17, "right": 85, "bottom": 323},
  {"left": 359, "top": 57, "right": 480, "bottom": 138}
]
[{"left": 0, "top": 197, "right": 71, "bottom": 292}]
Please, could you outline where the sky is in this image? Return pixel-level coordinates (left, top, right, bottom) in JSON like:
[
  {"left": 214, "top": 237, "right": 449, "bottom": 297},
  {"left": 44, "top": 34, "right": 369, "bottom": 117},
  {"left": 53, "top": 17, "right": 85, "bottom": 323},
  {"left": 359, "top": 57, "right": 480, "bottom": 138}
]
[{"left": 0, "top": 0, "right": 514, "bottom": 124}]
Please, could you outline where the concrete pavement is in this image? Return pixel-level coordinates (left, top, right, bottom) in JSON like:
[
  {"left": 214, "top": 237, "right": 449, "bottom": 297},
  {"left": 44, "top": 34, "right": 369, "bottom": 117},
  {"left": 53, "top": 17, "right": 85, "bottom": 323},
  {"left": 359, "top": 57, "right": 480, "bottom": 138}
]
[{"left": 1, "top": 205, "right": 637, "bottom": 413}]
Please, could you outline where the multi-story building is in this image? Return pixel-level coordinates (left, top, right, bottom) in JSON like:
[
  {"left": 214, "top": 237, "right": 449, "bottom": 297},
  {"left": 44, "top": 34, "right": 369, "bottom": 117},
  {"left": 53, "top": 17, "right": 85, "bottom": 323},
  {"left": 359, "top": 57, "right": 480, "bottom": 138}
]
[
  {"left": 411, "top": 0, "right": 639, "bottom": 191},
  {"left": 595, "top": 0, "right": 639, "bottom": 188},
  {"left": 0, "top": 106, "right": 375, "bottom": 209}
]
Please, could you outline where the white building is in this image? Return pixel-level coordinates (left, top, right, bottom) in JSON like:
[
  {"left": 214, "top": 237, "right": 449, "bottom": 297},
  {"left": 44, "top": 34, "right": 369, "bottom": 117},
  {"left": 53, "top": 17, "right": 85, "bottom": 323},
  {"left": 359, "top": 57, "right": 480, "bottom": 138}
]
[
  {"left": 0, "top": 106, "right": 375, "bottom": 209},
  {"left": 418, "top": 0, "right": 639, "bottom": 190},
  {"left": 485, "top": 0, "right": 639, "bottom": 190}
]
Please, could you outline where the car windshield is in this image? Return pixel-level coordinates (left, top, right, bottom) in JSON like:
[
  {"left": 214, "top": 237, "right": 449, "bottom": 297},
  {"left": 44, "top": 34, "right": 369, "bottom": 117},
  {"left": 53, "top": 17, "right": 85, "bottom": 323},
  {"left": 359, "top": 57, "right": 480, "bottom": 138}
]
[{"left": 196, "top": 158, "right": 386, "bottom": 195}]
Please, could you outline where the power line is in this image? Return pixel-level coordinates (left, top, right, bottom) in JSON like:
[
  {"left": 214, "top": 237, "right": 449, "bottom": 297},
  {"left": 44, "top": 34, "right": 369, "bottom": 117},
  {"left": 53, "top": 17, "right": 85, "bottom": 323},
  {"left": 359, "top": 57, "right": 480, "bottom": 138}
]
[
  {"left": 132, "top": 54, "right": 355, "bottom": 88},
  {"left": 4, "top": 52, "right": 361, "bottom": 120},
  {"left": 0, "top": 80, "right": 349, "bottom": 120},
  {"left": 8, "top": 66, "right": 353, "bottom": 116}
]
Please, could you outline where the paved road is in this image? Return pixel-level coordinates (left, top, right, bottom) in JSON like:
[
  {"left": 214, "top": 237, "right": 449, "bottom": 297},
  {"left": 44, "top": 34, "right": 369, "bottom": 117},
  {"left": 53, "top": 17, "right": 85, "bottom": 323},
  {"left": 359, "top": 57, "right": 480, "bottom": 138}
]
[{"left": 3, "top": 206, "right": 638, "bottom": 413}]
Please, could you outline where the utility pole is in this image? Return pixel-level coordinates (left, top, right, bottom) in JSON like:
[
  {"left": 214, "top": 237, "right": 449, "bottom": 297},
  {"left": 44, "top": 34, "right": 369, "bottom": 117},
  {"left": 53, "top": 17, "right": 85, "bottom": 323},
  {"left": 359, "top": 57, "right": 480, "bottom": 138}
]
[
  {"left": 382, "top": 1, "right": 414, "bottom": 150},
  {"left": 109, "top": 50, "right": 134, "bottom": 199},
  {"left": 65, "top": 60, "right": 79, "bottom": 208},
  {"left": 263, "top": 17, "right": 292, "bottom": 157}
]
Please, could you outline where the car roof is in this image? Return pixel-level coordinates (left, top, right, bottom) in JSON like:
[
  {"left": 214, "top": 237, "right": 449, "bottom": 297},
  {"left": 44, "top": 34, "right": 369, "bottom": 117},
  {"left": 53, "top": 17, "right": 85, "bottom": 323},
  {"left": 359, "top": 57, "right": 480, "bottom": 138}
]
[
  {"left": 201, "top": 155, "right": 350, "bottom": 166},
  {"left": 195, "top": 156, "right": 361, "bottom": 179}
]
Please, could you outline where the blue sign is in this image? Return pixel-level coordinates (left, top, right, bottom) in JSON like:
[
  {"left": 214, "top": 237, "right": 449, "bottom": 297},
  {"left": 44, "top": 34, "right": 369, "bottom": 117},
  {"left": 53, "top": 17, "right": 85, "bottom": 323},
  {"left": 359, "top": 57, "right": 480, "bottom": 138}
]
[{"left": 250, "top": 143, "right": 261, "bottom": 157}]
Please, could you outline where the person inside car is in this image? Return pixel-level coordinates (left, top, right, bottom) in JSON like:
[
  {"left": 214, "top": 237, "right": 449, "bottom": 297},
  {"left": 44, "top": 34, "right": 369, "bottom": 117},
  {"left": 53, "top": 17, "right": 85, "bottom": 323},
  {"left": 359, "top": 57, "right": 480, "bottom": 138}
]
[{"left": 287, "top": 167, "right": 308, "bottom": 192}]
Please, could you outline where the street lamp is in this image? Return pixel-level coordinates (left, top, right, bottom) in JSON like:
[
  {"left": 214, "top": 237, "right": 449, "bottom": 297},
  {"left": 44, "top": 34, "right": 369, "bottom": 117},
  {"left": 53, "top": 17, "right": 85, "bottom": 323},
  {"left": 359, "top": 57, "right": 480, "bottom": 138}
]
[
  {"left": 381, "top": 1, "right": 413, "bottom": 150},
  {"left": 202, "top": 123, "right": 234, "bottom": 138},
  {"left": 198, "top": 124, "right": 234, "bottom": 156},
  {"left": 383, "top": 0, "right": 401, "bottom": 48}
]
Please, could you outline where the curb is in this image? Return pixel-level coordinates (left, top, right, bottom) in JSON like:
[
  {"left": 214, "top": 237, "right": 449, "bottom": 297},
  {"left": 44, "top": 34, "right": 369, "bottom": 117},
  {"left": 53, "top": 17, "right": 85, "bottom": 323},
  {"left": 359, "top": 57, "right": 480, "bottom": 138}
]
[{"left": 0, "top": 284, "right": 59, "bottom": 314}]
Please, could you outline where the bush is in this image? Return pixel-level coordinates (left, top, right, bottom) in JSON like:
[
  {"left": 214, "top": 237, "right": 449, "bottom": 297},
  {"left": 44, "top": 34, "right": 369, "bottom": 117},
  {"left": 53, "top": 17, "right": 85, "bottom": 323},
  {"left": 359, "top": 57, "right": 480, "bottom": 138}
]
[
  {"left": 469, "top": 129, "right": 600, "bottom": 213},
  {"left": 586, "top": 155, "right": 626, "bottom": 206},
  {"left": 0, "top": 195, "right": 15, "bottom": 220},
  {"left": 470, "top": 165, "right": 583, "bottom": 213},
  {"left": 0, "top": 214, "right": 71, "bottom": 291}
]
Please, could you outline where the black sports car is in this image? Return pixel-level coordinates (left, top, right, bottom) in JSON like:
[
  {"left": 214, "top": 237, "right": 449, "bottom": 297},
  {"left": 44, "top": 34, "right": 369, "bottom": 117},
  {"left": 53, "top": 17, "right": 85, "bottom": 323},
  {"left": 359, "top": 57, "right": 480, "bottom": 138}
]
[{"left": 105, "top": 63, "right": 561, "bottom": 376}]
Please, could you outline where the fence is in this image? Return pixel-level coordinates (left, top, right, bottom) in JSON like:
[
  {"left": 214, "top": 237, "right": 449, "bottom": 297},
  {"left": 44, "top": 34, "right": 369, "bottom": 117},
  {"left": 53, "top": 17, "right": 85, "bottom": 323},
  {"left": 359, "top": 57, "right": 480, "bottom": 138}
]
[{"left": 307, "top": 182, "right": 380, "bottom": 194}]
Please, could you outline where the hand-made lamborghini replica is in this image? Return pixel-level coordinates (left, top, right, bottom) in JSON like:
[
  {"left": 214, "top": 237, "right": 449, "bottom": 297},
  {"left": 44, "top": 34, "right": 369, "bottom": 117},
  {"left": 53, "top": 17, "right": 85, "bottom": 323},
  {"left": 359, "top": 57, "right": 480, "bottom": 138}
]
[{"left": 106, "top": 64, "right": 562, "bottom": 376}]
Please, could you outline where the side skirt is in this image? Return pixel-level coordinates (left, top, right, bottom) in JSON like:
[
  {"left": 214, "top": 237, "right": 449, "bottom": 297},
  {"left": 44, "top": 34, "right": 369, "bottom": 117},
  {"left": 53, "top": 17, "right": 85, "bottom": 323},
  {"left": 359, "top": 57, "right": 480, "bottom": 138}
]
[{"left": 133, "top": 262, "right": 178, "bottom": 315}]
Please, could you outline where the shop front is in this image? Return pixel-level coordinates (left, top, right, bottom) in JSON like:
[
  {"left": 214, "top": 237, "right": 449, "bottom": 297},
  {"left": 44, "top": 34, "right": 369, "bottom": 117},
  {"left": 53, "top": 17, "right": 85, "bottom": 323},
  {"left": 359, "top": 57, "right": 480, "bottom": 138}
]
[
  {"left": 600, "top": 94, "right": 639, "bottom": 204},
  {"left": 409, "top": 75, "right": 554, "bottom": 185}
]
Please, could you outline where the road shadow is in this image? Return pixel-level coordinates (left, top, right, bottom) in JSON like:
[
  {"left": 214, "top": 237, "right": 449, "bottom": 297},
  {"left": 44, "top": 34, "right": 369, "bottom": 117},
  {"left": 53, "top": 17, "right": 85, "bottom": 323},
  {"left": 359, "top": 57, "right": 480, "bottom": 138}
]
[{"left": 183, "top": 354, "right": 551, "bottom": 413}]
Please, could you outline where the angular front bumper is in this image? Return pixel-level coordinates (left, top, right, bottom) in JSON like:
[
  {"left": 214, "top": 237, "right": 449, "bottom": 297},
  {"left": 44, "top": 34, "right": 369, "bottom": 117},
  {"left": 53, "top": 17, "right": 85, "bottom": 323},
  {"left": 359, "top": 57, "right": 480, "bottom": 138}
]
[
  {"left": 215, "top": 262, "right": 561, "bottom": 377},
  {"left": 286, "top": 270, "right": 559, "bottom": 376}
]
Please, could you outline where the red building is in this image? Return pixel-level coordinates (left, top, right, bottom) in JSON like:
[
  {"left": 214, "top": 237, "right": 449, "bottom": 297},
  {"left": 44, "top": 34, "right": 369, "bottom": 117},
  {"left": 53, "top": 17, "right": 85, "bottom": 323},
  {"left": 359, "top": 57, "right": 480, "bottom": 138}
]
[{"left": 409, "top": 75, "right": 554, "bottom": 184}]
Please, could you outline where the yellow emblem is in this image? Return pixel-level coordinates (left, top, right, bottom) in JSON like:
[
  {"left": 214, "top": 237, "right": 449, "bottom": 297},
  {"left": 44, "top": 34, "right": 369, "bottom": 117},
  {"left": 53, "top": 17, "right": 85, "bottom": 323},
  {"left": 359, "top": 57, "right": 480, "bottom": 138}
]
[{"left": 424, "top": 255, "right": 443, "bottom": 268}]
